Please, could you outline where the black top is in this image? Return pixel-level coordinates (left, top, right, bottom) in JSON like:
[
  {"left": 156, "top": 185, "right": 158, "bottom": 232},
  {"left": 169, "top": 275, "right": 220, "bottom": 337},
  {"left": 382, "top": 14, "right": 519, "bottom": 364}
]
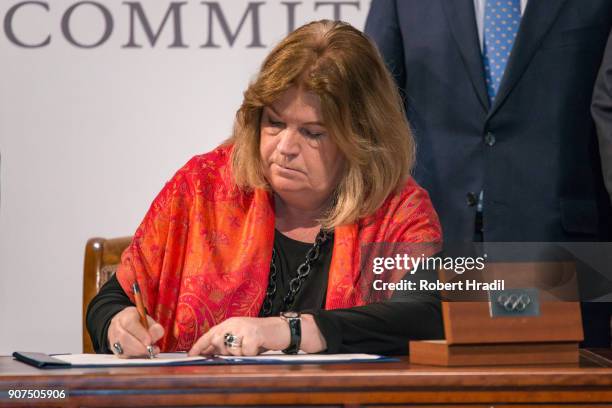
[
  {"left": 86, "top": 230, "right": 444, "bottom": 355},
  {"left": 260, "top": 229, "right": 333, "bottom": 315}
]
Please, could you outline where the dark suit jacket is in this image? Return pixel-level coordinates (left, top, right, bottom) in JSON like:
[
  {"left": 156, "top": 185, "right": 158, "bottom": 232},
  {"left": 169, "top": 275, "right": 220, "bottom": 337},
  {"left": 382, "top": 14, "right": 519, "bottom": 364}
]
[
  {"left": 365, "top": 0, "right": 612, "bottom": 347},
  {"left": 365, "top": 0, "right": 612, "bottom": 243},
  {"left": 592, "top": 29, "right": 612, "bottom": 206}
]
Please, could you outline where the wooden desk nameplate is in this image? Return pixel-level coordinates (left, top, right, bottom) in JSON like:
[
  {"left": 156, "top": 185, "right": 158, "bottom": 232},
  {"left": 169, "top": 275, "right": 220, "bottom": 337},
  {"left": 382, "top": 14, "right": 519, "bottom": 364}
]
[{"left": 410, "top": 262, "right": 584, "bottom": 366}]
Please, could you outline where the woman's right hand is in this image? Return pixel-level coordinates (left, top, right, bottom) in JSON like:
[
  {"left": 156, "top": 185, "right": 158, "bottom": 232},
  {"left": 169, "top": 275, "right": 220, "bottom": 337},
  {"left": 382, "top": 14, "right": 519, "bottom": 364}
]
[{"left": 107, "top": 306, "right": 165, "bottom": 358}]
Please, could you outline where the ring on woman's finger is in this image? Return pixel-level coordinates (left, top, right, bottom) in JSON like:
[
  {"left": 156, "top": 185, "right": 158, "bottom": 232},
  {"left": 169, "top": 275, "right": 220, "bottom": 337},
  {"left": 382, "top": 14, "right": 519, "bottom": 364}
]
[
  {"left": 223, "top": 332, "right": 243, "bottom": 349},
  {"left": 112, "top": 342, "right": 124, "bottom": 355}
]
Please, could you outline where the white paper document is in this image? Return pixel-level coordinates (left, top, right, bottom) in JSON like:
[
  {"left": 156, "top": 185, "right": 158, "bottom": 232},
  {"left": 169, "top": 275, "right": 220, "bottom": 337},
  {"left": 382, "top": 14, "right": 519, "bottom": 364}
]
[
  {"left": 218, "top": 351, "right": 383, "bottom": 363},
  {"left": 52, "top": 351, "right": 385, "bottom": 367},
  {"left": 53, "top": 353, "right": 208, "bottom": 366}
]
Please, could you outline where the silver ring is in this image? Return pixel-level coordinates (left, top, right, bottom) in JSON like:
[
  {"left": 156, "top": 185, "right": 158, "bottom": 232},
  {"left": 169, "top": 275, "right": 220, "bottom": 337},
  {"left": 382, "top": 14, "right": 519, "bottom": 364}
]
[
  {"left": 223, "top": 332, "right": 243, "bottom": 349},
  {"left": 112, "top": 342, "right": 124, "bottom": 355}
]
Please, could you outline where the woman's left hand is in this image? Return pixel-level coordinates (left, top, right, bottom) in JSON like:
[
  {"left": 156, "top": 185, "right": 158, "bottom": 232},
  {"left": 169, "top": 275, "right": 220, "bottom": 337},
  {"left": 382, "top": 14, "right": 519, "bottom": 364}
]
[{"left": 187, "top": 317, "right": 290, "bottom": 356}]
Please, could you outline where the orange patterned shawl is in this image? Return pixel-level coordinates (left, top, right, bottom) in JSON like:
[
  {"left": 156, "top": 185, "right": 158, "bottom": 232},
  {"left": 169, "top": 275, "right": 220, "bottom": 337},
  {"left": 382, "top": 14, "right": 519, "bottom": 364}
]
[{"left": 116, "top": 145, "right": 442, "bottom": 351}]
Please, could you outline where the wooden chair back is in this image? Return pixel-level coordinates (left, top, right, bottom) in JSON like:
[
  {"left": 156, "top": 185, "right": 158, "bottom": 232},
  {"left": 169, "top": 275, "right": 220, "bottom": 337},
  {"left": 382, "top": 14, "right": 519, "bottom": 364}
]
[{"left": 82, "top": 236, "right": 132, "bottom": 353}]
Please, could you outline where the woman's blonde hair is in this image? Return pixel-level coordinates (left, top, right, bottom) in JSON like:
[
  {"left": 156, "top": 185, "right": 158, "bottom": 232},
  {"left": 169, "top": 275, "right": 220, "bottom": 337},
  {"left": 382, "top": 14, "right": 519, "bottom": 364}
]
[{"left": 229, "top": 20, "right": 415, "bottom": 228}]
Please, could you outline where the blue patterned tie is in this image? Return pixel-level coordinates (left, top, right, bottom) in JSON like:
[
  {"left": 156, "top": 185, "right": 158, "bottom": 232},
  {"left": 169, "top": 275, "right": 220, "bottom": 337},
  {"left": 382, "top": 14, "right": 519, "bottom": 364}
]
[{"left": 482, "top": 0, "right": 521, "bottom": 102}]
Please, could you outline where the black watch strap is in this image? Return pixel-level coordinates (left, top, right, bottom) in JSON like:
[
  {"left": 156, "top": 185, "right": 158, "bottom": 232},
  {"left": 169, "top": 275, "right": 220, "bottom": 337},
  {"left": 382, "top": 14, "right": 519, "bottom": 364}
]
[{"left": 281, "top": 312, "right": 301, "bottom": 354}]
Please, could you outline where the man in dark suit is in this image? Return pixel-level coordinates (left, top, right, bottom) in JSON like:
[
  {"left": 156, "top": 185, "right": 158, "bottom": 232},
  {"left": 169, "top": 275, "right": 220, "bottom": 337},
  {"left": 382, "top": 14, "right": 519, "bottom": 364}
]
[
  {"left": 365, "top": 0, "right": 612, "bottom": 243},
  {"left": 365, "top": 0, "right": 612, "bottom": 346},
  {"left": 593, "top": 29, "right": 612, "bottom": 206}
]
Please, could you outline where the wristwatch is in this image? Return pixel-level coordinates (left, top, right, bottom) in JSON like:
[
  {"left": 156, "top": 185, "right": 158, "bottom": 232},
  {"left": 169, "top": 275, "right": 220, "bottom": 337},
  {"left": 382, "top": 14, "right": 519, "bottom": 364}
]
[{"left": 280, "top": 311, "right": 301, "bottom": 354}]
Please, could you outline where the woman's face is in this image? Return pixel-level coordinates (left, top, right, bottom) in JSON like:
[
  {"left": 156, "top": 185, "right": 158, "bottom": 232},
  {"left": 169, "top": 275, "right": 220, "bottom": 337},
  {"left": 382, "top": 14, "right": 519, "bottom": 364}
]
[{"left": 260, "top": 86, "right": 345, "bottom": 211}]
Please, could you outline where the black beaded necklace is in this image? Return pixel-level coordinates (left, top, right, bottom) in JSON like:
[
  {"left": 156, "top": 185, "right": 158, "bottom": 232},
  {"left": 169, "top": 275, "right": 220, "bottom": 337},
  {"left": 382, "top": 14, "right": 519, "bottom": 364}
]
[{"left": 260, "top": 229, "right": 333, "bottom": 316}]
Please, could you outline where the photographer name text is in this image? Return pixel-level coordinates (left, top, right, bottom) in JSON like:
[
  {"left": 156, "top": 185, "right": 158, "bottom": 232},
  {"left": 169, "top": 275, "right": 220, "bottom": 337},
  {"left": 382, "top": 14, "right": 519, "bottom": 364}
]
[{"left": 372, "top": 279, "right": 505, "bottom": 291}]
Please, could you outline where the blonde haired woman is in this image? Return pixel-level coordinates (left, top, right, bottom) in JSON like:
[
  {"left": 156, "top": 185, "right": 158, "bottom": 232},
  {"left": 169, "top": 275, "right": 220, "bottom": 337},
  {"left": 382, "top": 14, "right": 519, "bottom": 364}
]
[{"left": 87, "top": 20, "right": 443, "bottom": 358}]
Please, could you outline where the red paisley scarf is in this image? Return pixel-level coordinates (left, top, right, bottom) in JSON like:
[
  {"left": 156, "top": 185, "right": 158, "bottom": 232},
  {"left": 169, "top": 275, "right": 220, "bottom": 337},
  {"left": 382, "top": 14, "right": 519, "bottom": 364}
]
[{"left": 116, "top": 145, "right": 442, "bottom": 351}]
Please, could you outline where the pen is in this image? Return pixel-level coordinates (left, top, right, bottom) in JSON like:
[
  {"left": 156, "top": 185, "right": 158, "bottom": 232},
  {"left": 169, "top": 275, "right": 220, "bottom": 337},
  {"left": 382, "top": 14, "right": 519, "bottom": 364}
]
[{"left": 132, "top": 282, "right": 155, "bottom": 359}]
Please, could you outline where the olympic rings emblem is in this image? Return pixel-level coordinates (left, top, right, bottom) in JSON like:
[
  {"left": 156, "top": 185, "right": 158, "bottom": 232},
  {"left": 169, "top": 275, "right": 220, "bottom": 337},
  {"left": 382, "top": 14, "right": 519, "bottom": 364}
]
[{"left": 496, "top": 293, "right": 531, "bottom": 312}]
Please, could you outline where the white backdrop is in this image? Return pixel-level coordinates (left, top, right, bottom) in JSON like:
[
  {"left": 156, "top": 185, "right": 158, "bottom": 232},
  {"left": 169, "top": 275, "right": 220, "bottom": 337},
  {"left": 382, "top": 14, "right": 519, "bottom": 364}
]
[{"left": 0, "top": 0, "right": 368, "bottom": 355}]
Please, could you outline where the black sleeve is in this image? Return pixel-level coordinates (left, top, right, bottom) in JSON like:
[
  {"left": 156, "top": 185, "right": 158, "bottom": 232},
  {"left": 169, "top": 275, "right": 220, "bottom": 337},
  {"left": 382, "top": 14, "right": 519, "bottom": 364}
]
[
  {"left": 309, "top": 294, "right": 444, "bottom": 355},
  {"left": 86, "top": 274, "right": 134, "bottom": 354}
]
